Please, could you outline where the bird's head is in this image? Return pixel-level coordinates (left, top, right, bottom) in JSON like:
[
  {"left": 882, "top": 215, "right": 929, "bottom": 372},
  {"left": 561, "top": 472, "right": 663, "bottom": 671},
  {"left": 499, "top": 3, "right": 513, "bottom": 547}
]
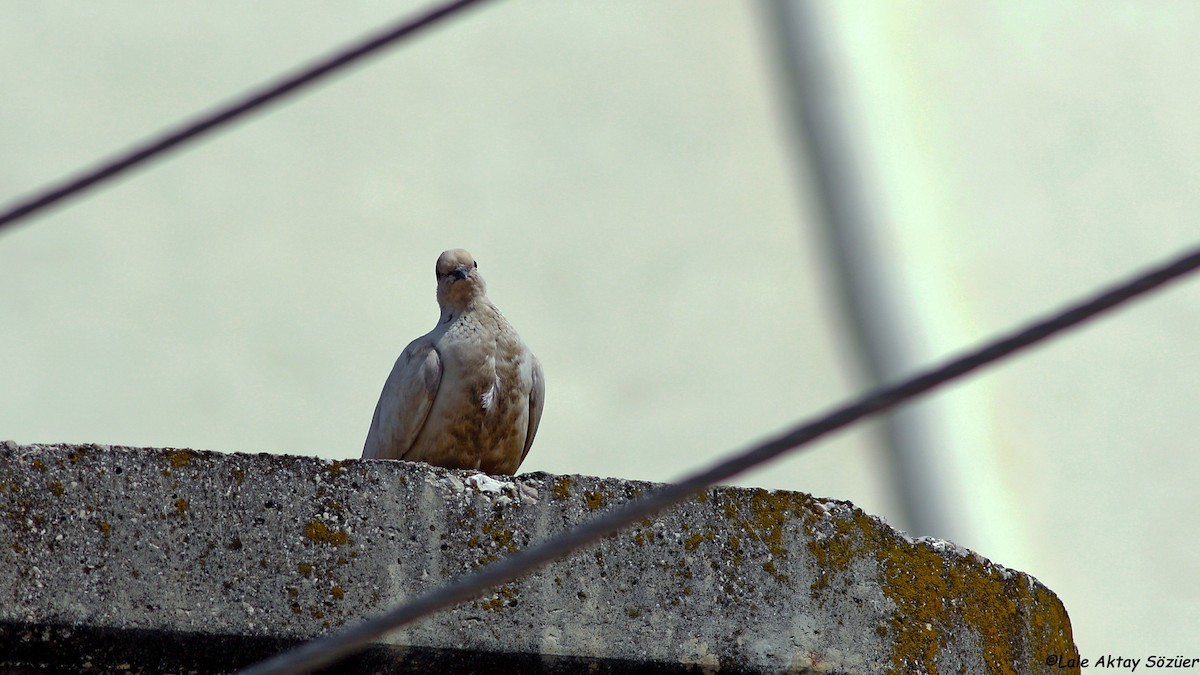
[{"left": 435, "top": 248, "right": 487, "bottom": 312}]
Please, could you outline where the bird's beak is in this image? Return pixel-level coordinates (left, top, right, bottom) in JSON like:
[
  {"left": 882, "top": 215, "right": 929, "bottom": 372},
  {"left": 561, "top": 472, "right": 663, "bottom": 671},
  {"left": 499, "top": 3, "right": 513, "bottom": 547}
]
[{"left": 450, "top": 266, "right": 471, "bottom": 281}]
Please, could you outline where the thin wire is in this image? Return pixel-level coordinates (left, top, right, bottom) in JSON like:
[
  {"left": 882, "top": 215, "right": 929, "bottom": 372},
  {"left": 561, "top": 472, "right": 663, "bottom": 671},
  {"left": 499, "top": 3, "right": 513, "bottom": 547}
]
[
  {"left": 0, "top": 0, "right": 497, "bottom": 234},
  {"left": 239, "top": 243, "right": 1200, "bottom": 675}
]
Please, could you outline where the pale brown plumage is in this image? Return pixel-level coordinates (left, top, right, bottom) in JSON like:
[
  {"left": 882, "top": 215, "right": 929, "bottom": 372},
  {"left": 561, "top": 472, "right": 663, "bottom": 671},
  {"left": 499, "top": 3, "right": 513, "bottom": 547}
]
[{"left": 363, "top": 249, "right": 544, "bottom": 475}]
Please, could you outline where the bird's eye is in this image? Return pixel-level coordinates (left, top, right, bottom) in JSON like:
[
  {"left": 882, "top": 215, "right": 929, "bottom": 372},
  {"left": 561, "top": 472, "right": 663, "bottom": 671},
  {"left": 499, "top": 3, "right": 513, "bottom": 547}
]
[{"left": 473, "top": 261, "right": 478, "bottom": 269}]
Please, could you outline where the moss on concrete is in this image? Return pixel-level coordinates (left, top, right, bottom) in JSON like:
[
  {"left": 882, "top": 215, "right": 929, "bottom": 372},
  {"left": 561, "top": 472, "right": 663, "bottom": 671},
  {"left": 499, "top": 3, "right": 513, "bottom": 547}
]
[{"left": 303, "top": 521, "right": 350, "bottom": 547}]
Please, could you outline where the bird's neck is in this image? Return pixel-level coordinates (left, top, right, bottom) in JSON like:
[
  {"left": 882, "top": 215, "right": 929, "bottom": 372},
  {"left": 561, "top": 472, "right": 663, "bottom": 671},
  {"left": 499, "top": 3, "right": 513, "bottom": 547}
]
[{"left": 439, "top": 297, "right": 492, "bottom": 325}]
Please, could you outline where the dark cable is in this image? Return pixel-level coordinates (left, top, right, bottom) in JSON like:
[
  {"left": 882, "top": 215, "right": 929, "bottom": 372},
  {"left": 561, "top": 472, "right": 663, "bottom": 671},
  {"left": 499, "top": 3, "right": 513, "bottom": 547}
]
[
  {"left": 0, "top": 0, "right": 496, "bottom": 233},
  {"left": 238, "top": 243, "right": 1200, "bottom": 675}
]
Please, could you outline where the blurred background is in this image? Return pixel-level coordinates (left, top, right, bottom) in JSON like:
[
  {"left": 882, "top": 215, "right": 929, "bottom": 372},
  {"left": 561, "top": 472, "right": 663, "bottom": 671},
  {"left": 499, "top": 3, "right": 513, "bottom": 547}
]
[{"left": 2, "top": 0, "right": 1197, "bottom": 659}]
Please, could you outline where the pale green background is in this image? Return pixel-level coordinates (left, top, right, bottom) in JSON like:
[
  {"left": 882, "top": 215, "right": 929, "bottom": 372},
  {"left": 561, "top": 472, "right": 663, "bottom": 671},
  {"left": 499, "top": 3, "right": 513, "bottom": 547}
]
[{"left": 3, "top": 1, "right": 1197, "bottom": 659}]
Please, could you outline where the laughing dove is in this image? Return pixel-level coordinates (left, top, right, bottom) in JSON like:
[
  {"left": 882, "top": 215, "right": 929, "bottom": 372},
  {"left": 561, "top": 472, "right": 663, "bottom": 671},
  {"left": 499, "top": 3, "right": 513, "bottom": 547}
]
[{"left": 362, "top": 249, "right": 544, "bottom": 475}]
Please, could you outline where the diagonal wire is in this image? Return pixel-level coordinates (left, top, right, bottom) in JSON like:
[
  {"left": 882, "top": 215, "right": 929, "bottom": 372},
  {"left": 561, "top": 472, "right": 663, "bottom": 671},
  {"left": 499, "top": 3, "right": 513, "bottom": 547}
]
[
  {"left": 0, "top": 0, "right": 497, "bottom": 234},
  {"left": 239, "top": 242, "right": 1200, "bottom": 675}
]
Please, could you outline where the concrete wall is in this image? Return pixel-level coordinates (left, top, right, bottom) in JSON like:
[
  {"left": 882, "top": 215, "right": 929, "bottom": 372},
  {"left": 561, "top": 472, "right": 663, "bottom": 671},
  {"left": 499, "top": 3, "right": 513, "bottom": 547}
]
[{"left": 1, "top": 443, "right": 1075, "bottom": 673}]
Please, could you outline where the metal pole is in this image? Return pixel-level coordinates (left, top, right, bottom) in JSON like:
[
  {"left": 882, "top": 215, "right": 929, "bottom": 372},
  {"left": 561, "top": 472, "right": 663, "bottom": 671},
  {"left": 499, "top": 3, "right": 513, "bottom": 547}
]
[{"left": 761, "top": 0, "right": 947, "bottom": 536}]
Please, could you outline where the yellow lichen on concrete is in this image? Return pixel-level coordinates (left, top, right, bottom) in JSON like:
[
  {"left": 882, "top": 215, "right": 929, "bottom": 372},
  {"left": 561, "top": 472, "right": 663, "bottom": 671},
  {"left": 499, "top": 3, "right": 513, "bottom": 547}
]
[
  {"left": 790, "top": 497, "right": 1076, "bottom": 674},
  {"left": 584, "top": 490, "right": 606, "bottom": 511},
  {"left": 483, "top": 521, "right": 514, "bottom": 549},
  {"left": 727, "top": 534, "right": 744, "bottom": 567},
  {"left": 476, "top": 516, "right": 519, "bottom": 567},
  {"left": 683, "top": 530, "right": 714, "bottom": 552},
  {"left": 803, "top": 508, "right": 872, "bottom": 595},
  {"left": 632, "top": 518, "right": 657, "bottom": 546},
  {"left": 174, "top": 498, "right": 190, "bottom": 517},
  {"left": 876, "top": 538, "right": 960, "bottom": 673},
  {"left": 1027, "top": 583, "right": 1079, "bottom": 672},
  {"left": 550, "top": 476, "right": 573, "bottom": 500},
  {"left": 164, "top": 449, "right": 193, "bottom": 468},
  {"left": 479, "top": 584, "right": 518, "bottom": 612},
  {"left": 303, "top": 520, "right": 350, "bottom": 546},
  {"left": 720, "top": 488, "right": 809, "bottom": 583},
  {"left": 633, "top": 528, "right": 656, "bottom": 546},
  {"left": 868, "top": 523, "right": 1079, "bottom": 674}
]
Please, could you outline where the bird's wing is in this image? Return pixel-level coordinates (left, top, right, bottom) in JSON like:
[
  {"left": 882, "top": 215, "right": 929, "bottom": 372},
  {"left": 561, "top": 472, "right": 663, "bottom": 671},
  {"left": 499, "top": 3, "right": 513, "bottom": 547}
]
[
  {"left": 363, "top": 339, "right": 442, "bottom": 460},
  {"left": 519, "top": 353, "right": 545, "bottom": 466}
]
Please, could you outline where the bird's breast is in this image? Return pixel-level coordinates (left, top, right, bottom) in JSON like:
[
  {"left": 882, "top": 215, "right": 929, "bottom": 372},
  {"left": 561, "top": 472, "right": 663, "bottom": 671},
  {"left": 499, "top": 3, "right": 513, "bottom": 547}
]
[{"left": 412, "top": 315, "right": 531, "bottom": 473}]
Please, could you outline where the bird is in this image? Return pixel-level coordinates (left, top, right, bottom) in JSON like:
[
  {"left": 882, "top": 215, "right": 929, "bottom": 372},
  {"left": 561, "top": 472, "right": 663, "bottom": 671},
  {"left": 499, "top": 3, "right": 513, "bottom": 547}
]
[{"left": 362, "top": 249, "right": 544, "bottom": 475}]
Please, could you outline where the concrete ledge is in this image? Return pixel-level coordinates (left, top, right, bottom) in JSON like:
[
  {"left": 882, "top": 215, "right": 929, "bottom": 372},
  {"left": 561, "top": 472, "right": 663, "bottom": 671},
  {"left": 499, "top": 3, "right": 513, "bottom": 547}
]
[{"left": 0, "top": 443, "right": 1076, "bottom": 673}]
